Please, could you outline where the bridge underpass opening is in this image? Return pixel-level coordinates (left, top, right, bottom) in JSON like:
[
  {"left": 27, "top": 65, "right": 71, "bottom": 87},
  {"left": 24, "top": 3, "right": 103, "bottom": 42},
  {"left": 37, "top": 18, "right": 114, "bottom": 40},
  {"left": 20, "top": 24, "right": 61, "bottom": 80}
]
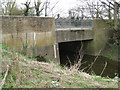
[
  {"left": 58, "top": 41, "right": 119, "bottom": 78},
  {"left": 58, "top": 40, "right": 85, "bottom": 67}
]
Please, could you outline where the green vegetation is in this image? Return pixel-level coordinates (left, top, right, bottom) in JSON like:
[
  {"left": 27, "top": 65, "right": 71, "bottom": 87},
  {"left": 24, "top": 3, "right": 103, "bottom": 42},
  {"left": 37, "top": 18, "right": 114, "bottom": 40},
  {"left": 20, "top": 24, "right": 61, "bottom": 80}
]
[
  {"left": 0, "top": 45, "right": 119, "bottom": 88},
  {"left": 102, "top": 45, "right": 119, "bottom": 60}
]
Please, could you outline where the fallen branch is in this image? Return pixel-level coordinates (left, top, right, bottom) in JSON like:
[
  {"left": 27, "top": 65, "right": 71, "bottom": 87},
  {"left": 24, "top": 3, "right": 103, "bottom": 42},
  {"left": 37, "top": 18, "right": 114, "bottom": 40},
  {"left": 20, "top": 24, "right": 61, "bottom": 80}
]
[
  {"left": 0, "top": 65, "right": 9, "bottom": 89},
  {"left": 87, "top": 49, "right": 102, "bottom": 72},
  {"left": 100, "top": 61, "right": 107, "bottom": 76}
]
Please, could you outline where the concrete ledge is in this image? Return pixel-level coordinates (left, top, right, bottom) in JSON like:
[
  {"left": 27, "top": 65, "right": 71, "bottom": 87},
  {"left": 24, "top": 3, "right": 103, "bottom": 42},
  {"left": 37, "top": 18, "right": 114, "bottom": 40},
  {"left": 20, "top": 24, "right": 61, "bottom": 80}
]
[{"left": 2, "top": 16, "right": 55, "bottom": 34}]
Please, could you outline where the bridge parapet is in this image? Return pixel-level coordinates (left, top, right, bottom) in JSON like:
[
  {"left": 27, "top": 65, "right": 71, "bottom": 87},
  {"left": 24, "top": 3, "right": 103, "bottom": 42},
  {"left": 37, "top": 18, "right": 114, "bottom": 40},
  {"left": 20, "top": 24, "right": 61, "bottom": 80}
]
[
  {"left": 55, "top": 18, "right": 93, "bottom": 29},
  {"left": 56, "top": 29, "right": 93, "bottom": 43}
]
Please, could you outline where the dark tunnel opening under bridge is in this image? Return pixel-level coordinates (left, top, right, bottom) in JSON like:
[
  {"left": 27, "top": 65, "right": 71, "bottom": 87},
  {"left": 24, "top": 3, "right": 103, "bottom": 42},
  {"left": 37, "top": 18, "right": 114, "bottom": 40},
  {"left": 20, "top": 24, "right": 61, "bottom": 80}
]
[{"left": 58, "top": 40, "right": 120, "bottom": 78}]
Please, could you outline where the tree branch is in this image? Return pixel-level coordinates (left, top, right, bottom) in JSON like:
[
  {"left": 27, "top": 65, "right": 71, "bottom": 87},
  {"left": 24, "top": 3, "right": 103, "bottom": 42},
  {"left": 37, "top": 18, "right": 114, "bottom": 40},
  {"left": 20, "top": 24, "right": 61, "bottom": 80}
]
[{"left": 0, "top": 65, "right": 9, "bottom": 89}]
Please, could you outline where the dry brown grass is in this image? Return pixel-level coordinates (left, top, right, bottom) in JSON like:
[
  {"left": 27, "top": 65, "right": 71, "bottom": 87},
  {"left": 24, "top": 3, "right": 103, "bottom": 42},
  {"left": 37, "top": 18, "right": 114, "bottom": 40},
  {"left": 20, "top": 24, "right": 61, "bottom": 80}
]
[{"left": 0, "top": 48, "right": 118, "bottom": 88}]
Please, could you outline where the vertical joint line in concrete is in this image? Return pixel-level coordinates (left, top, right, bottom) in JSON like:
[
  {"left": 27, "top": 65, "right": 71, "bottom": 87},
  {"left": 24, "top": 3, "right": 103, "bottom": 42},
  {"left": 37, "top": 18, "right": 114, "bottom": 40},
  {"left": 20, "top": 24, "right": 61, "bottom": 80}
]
[
  {"left": 0, "top": 0, "right": 2, "bottom": 78},
  {"left": 54, "top": 44, "right": 57, "bottom": 58},
  {"left": 0, "top": 16, "right": 2, "bottom": 54},
  {"left": 26, "top": 33, "right": 28, "bottom": 45},
  {"left": 34, "top": 32, "right": 36, "bottom": 47}
]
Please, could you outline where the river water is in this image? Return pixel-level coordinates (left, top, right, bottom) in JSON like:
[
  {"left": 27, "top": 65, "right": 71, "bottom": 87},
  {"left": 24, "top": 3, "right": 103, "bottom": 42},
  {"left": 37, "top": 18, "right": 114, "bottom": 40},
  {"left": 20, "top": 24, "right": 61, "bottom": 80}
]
[{"left": 59, "top": 50, "right": 120, "bottom": 78}]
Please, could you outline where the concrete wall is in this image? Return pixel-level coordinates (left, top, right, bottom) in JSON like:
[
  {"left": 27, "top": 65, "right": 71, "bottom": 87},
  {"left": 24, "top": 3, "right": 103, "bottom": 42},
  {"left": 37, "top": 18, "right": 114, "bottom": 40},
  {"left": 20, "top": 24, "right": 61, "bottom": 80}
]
[
  {"left": 0, "top": 0, "right": 2, "bottom": 53},
  {"left": 85, "top": 19, "right": 112, "bottom": 55},
  {"left": 55, "top": 19, "right": 112, "bottom": 56},
  {"left": 0, "top": 16, "right": 2, "bottom": 48},
  {"left": 0, "top": 0, "right": 2, "bottom": 77},
  {"left": 56, "top": 29, "right": 94, "bottom": 43},
  {"left": 2, "top": 16, "right": 59, "bottom": 63},
  {"left": 1, "top": 16, "right": 113, "bottom": 64}
]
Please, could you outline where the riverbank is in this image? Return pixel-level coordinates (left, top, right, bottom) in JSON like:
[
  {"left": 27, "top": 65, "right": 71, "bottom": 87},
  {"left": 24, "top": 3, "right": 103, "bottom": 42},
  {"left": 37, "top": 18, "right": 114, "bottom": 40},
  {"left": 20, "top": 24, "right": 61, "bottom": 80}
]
[
  {"left": 0, "top": 45, "right": 119, "bottom": 88},
  {"left": 101, "top": 45, "right": 119, "bottom": 60}
]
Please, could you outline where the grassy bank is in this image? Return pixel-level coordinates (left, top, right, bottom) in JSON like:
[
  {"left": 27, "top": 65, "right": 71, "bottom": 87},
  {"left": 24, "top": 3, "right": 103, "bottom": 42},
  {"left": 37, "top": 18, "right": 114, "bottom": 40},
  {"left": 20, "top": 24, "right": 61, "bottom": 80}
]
[
  {"left": 0, "top": 45, "right": 119, "bottom": 88},
  {"left": 101, "top": 45, "right": 119, "bottom": 60}
]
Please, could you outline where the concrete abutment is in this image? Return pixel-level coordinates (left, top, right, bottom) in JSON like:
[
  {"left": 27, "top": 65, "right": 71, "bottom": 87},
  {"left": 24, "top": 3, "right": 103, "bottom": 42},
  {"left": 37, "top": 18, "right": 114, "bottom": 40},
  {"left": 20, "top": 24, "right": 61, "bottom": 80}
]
[
  {"left": 1, "top": 16, "right": 60, "bottom": 63},
  {"left": 1, "top": 16, "right": 112, "bottom": 64},
  {"left": 84, "top": 19, "right": 112, "bottom": 56}
]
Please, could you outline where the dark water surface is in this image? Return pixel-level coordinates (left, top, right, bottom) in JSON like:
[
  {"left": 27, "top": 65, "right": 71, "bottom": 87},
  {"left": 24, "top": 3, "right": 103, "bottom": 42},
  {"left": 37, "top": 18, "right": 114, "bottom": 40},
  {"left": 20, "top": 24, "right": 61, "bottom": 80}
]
[
  {"left": 82, "top": 54, "right": 119, "bottom": 78},
  {"left": 59, "top": 50, "right": 120, "bottom": 78}
]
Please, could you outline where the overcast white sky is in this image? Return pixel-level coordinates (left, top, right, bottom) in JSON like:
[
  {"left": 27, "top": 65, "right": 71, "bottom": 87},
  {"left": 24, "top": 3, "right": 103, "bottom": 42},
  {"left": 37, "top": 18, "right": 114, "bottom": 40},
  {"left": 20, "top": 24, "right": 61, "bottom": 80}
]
[
  {"left": 15, "top": 0, "right": 120, "bottom": 17},
  {"left": 15, "top": 0, "right": 78, "bottom": 17},
  {"left": 16, "top": 0, "right": 77, "bottom": 9},
  {"left": 2, "top": 0, "right": 120, "bottom": 17}
]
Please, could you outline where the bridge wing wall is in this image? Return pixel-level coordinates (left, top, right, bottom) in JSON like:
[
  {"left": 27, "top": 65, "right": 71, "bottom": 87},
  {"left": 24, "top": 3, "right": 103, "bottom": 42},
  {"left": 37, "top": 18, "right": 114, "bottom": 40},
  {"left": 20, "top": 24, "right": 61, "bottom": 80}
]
[
  {"left": 1, "top": 16, "right": 59, "bottom": 63},
  {"left": 85, "top": 19, "right": 113, "bottom": 55}
]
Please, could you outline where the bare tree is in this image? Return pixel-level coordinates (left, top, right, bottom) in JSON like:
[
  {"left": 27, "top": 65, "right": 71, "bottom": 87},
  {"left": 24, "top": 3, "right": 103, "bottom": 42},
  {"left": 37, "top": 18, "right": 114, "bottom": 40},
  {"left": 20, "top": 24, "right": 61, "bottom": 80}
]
[
  {"left": 34, "top": 0, "right": 41, "bottom": 16},
  {"left": 76, "top": 0, "right": 118, "bottom": 19},
  {"left": 34, "top": 0, "right": 45, "bottom": 16},
  {"left": 48, "top": 1, "right": 59, "bottom": 17},
  {"left": 44, "top": 0, "right": 50, "bottom": 17},
  {"left": 43, "top": 0, "right": 59, "bottom": 17},
  {"left": 2, "top": 0, "right": 16, "bottom": 15},
  {"left": 23, "top": 0, "right": 31, "bottom": 16},
  {"left": 100, "top": 0, "right": 114, "bottom": 20}
]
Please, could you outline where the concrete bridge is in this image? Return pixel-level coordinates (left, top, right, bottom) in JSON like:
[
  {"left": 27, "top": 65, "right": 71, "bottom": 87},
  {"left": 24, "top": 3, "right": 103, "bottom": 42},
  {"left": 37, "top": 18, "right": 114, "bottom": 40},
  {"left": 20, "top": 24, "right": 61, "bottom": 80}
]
[
  {"left": 1, "top": 16, "right": 111, "bottom": 64},
  {"left": 56, "top": 29, "right": 93, "bottom": 43}
]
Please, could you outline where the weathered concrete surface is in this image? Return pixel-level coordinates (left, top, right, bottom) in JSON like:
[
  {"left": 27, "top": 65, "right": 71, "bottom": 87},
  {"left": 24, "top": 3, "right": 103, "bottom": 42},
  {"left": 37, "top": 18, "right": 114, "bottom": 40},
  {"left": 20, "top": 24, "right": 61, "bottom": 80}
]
[
  {"left": 0, "top": 0, "right": 2, "bottom": 50},
  {"left": 56, "top": 19, "right": 113, "bottom": 56},
  {"left": 0, "top": 0, "right": 2, "bottom": 79},
  {"left": 56, "top": 29, "right": 94, "bottom": 43},
  {"left": 84, "top": 19, "right": 112, "bottom": 55},
  {"left": 1, "top": 16, "right": 114, "bottom": 64},
  {"left": 0, "top": 16, "right": 2, "bottom": 45},
  {"left": 2, "top": 16, "right": 60, "bottom": 63},
  {"left": 2, "top": 16, "right": 55, "bottom": 33}
]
